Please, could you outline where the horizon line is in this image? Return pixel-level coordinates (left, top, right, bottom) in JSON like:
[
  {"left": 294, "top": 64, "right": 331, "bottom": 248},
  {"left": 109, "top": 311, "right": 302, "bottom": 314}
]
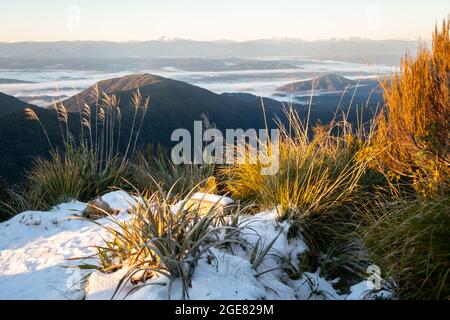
[{"left": 0, "top": 36, "right": 428, "bottom": 45}]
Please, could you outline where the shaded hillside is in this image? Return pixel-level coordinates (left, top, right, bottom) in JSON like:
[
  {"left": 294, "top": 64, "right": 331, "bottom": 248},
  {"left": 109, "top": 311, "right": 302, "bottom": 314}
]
[
  {"left": 0, "top": 106, "right": 77, "bottom": 183},
  {"left": 62, "top": 73, "right": 283, "bottom": 138},
  {"left": 0, "top": 92, "right": 31, "bottom": 115}
]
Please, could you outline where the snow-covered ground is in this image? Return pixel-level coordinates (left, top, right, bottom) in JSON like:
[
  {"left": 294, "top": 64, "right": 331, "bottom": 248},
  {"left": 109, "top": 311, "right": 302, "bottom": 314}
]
[{"left": 0, "top": 191, "right": 391, "bottom": 300}]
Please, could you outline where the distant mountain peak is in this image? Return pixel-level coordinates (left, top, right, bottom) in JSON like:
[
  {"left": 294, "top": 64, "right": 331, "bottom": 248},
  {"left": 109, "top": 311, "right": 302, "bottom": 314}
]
[
  {"left": 157, "top": 36, "right": 177, "bottom": 42},
  {"left": 276, "top": 74, "right": 355, "bottom": 93},
  {"left": 95, "top": 74, "right": 165, "bottom": 93},
  {"left": 62, "top": 73, "right": 169, "bottom": 112}
]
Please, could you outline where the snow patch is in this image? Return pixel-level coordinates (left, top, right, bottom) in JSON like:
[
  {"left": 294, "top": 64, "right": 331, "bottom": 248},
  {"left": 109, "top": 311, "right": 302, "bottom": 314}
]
[
  {"left": 347, "top": 281, "right": 393, "bottom": 300},
  {"left": 0, "top": 192, "right": 390, "bottom": 300},
  {"left": 0, "top": 192, "right": 131, "bottom": 300}
]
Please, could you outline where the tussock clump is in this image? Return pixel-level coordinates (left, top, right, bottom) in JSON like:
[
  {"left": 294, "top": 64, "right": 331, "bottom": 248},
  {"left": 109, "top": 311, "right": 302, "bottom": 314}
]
[
  {"left": 27, "top": 146, "right": 128, "bottom": 210},
  {"left": 376, "top": 20, "right": 450, "bottom": 197},
  {"left": 360, "top": 20, "right": 450, "bottom": 300},
  {"left": 0, "top": 178, "right": 19, "bottom": 221},
  {"left": 222, "top": 107, "right": 372, "bottom": 221},
  {"left": 7, "top": 89, "right": 149, "bottom": 212},
  {"left": 358, "top": 196, "right": 450, "bottom": 300},
  {"left": 221, "top": 106, "right": 376, "bottom": 285}
]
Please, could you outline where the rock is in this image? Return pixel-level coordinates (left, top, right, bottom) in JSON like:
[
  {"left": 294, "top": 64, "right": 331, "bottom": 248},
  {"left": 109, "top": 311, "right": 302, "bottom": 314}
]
[
  {"left": 172, "top": 193, "right": 234, "bottom": 217},
  {"left": 100, "top": 191, "right": 139, "bottom": 212},
  {"left": 83, "top": 198, "right": 119, "bottom": 220}
]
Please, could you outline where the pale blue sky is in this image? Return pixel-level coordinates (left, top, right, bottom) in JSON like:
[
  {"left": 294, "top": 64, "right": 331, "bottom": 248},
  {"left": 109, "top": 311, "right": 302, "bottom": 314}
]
[{"left": 1, "top": 0, "right": 449, "bottom": 42}]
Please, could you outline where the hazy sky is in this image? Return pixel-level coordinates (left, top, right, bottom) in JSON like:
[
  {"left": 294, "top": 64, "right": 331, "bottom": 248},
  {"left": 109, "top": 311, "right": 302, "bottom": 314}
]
[{"left": 1, "top": 0, "right": 449, "bottom": 42}]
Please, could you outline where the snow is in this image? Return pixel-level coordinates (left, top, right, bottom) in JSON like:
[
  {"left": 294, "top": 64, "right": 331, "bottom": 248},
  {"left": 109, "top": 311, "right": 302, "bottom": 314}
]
[
  {"left": 238, "top": 210, "right": 308, "bottom": 267},
  {"left": 0, "top": 191, "right": 391, "bottom": 300},
  {"left": 0, "top": 197, "right": 132, "bottom": 300},
  {"left": 289, "top": 272, "right": 344, "bottom": 300},
  {"left": 0, "top": 201, "right": 92, "bottom": 300},
  {"left": 86, "top": 248, "right": 288, "bottom": 300},
  {"left": 346, "top": 281, "right": 393, "bottom": 300}
]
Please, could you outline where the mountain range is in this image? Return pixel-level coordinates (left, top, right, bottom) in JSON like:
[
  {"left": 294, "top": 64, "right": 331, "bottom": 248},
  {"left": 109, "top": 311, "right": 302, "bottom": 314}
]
[{"left": 0, "top": 38, "right": 420, "bottom": 65}]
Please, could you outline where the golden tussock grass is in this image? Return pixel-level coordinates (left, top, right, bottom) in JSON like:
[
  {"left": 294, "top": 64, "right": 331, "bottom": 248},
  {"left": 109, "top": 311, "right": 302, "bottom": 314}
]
[{"left": 376, "top": 20, "right": 450, "bottom": 197}]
